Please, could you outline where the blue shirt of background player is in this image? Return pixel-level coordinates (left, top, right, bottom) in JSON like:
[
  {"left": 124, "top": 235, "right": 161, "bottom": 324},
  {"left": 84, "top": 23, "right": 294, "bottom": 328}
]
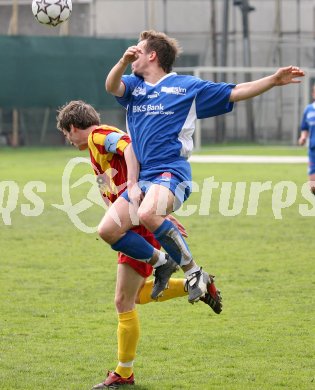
[{"left": 300, "top": 102, "right": 315, "bottom": 150}]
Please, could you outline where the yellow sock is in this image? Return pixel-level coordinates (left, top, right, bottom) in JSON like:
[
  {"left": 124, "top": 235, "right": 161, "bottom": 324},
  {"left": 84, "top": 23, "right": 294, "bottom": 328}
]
[
  {"left": 138, "top": 278, "right": 187, "bottom": 304},
  {"left": 115, "top": 364, "right": 133, "bottom": 379},
  {"left": 115, "top": 309, "right": 139, "bottom": 378}
]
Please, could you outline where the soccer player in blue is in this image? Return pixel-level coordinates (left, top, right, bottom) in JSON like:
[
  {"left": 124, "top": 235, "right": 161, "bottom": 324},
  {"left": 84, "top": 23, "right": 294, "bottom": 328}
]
[
  {"left": 299, "top": 83, "right": 315, "bottom": 194},
  {"left": 101, "top": 30, "right": 305, "bottom": 309}
]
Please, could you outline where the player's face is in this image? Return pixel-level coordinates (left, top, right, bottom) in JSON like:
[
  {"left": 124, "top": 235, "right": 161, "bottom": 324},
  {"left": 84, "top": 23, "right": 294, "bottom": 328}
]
[
  {"left": 62, "top": 127, "right": 88, "bottom": 150},
  {"left": 131, "top": 40, "right": 150, "bottom": 76}
]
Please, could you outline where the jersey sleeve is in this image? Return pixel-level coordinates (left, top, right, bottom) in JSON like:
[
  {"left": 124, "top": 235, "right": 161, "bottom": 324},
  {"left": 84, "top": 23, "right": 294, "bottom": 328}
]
[
  {"left": 195, "top": 80, "right": 236, "bottom": 119},
  {"left": 300, "top": 107, "right": 309, "bottom": 131},
  {"left": 115, "top": 74, "right": 140, "bottom": 108},
  {"left": 91, "top": 129, "right": 131, "bottom": 156}
]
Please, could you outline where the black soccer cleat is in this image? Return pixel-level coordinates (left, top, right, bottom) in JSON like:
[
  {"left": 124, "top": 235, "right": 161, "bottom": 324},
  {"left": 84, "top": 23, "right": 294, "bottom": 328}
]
[
  {"left": 199, "top": 274, "right": 223, "bottom": 314},
  {"left": 151, "top": 255, "right": 179, "bottom": 299}
]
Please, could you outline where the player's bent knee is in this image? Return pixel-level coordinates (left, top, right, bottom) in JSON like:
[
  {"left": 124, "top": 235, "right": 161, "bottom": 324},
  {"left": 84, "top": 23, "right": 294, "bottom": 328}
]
[
  {"left": 97, "top": 223, "right": 116, "bottom": 243},
  {"left": 114, "top": 295, "right": 124, "bottom": 311},
  {"left": 137, "top": 208, "right": 155, "bottom": 226},
  {"left": 115, "top": 293, "right": 135, "bottom": 312}
]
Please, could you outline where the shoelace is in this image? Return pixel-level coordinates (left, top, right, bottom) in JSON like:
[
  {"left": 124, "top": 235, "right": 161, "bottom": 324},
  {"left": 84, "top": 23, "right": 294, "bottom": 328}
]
[
  {"left": 184, "top": 274, "right": 219, "bottom": 298},
  {"left": 184, "top": 270, "right": 202, "bottom": 290}
]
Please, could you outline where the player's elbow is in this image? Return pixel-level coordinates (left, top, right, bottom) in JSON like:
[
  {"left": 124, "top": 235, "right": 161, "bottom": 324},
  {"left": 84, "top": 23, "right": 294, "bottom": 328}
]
[
  {"left": 106, "top": 79, "right": 125, "bottom": 97},
  {"left": 105, "top": 79, "right": 115, "bottom": 95}
]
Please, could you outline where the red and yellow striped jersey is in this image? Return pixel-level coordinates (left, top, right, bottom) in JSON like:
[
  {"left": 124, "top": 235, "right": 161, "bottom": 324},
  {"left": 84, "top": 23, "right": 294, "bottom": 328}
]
[{"left": 88, "top": 125, "right": 130, "bottom": 205}]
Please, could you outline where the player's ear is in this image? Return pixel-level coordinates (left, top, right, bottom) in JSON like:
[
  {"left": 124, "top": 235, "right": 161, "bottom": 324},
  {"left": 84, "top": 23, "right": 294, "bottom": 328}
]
[{"left": 149, "top": 51, "right": 157, "bottom": 61}]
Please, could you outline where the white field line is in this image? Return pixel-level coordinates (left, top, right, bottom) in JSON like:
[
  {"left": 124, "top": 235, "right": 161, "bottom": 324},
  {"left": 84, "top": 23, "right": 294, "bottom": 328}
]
[{"left": 189, "top": 155, "right": 308, "bottom": 164}]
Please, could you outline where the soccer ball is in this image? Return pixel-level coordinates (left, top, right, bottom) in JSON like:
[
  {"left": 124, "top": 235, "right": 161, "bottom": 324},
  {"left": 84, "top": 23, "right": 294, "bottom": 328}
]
[{"left": 32, "top": 0, "right": 72, "bottom": 27}]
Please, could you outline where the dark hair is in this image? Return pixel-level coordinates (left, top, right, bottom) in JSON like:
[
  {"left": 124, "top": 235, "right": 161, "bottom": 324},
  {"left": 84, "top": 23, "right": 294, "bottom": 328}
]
[
  {"left": 139, "top": 30, "right": 182, "bottom": 73},
  {"left": 56, "top": 100, "right": 101, "bottom": 132}
]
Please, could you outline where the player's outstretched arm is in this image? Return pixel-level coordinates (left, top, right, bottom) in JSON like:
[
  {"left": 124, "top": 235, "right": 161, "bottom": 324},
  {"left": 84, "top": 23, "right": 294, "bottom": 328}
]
[{"left": 230, "top": 65, "right": 305, "bottom": 102}]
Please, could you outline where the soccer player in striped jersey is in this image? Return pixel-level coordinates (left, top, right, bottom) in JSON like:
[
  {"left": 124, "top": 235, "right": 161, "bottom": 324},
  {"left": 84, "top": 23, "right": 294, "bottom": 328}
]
[
  {"left": 56, "top": 100, "right": 221, "bottom": 389},
  {"left": 299, "top": 83, "right": 315, "bottom": 194},
  {"left": 104, "top": 30, "right": 304, "bottom": 308}
]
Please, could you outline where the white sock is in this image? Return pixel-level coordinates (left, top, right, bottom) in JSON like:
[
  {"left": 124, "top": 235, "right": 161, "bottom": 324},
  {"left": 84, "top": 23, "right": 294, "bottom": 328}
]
[
  {"left": 118, "top": 361, "right": 134, "bottom": 368},
  {"left": 152, "top": 251, "right": 167, "bottom": 268},
  {"left": 184, "top": 265, "right": 200, "bottom": 278}
]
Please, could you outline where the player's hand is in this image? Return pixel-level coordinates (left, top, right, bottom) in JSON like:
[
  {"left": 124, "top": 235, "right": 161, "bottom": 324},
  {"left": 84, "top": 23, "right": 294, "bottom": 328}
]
[
  {"left": 298, "top": 135, "right": 307, "bottom": 145},
  {"left": 127, "top": 182, "right": 143, "bottom": 208},
  {"left": 166, "top": 214, "right": 188, "bottom": 238},
  {"left": 120, "top": 46, "right": 143, "bottom": 65},
  {"left": 273, "top": 66, "right": 305, "bottom": 86}
]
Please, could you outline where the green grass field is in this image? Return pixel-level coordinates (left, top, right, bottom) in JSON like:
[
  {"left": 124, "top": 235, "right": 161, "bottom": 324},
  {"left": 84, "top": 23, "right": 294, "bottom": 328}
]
[
  {"left": 197, "top": 143, "right": 307, "bottom": 156},
  {"left": 0, "top": 147, "right": 314, "bottom": 390}
]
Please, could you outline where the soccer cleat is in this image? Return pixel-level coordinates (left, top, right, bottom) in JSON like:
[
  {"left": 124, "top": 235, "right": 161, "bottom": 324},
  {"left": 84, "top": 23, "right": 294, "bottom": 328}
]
[
  {"left": 92, "top": 371, "right": 135, "bottom": 389},
  {"left": 199, "top": 275, "right": 223, "bottom": 314},
  {"left": 151, "top": 255, "right": 179, "bottom": 299},
  {"left": 185, "top": 268, "right": 210, "bottom": 304}
]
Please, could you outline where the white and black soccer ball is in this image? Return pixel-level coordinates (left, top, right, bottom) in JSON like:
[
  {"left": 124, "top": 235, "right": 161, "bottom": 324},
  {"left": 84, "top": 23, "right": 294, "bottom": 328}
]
[{"left": 32, "top": 0, "right": 72, "bottom": 27}]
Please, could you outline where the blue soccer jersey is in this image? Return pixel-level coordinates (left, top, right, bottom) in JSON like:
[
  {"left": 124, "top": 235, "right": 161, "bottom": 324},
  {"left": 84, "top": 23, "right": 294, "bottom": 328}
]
[
  {"left": 116, "top": 72, "right": 235, "bottom": 172},
  {"left": 301, "top": 102, "right": 315, "bottom": 150}
]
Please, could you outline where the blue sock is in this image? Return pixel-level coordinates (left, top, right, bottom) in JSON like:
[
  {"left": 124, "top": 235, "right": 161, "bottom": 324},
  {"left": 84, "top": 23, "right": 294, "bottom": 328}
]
[
  {"left": 153, "top": 219, "right": 192, "bottom": 265},
  {"left": 111, "top": 230, "right": 154, "bottom": 262}
]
